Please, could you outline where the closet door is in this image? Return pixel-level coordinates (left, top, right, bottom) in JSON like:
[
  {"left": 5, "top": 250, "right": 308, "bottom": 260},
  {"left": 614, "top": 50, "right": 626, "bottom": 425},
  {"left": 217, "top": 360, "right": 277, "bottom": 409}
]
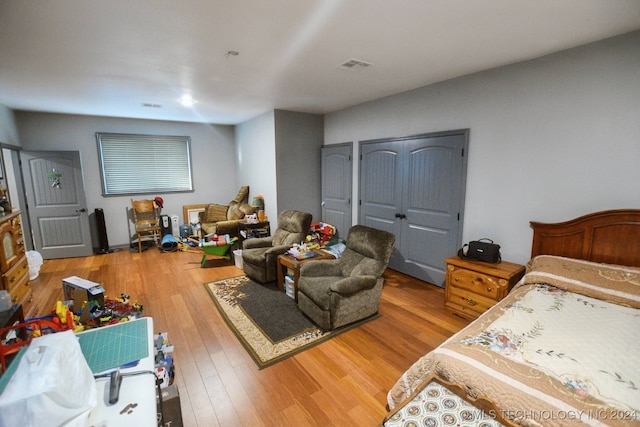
[
  {"left": 400, "top": 134, "right": 466, "bottom": 285},
  {"left": 360, "top": 130, "right": 468, "bottom": 286},
  {"left": 359, "top": 141, "right": 404, "bottom": 245}
]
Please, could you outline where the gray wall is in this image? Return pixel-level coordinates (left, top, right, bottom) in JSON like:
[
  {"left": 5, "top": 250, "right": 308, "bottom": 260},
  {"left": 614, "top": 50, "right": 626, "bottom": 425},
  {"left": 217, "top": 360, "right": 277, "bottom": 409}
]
[
  {"left": 15, "top": 112, "right": 236, "bottom": 248},
  {"left": 274, "top": 110, "right": 323, "bottom": 221},
  {"left": 236, "top": 109, "right": 324, "bottom": 225},
  {"left": 324, "top": 31, "right": 640, "bottom": 265},
  {"left": 0, "top": 105, "right": 20, "bottom": 147},
  {"left": 236, "top": 110, "right": 277, "bottom": 222}
]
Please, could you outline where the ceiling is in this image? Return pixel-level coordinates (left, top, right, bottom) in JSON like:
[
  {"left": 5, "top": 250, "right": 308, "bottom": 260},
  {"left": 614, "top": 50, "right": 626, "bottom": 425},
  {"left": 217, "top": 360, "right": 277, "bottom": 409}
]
[{"left": 1, "top": 1, "right": 639, "bottom": 125}]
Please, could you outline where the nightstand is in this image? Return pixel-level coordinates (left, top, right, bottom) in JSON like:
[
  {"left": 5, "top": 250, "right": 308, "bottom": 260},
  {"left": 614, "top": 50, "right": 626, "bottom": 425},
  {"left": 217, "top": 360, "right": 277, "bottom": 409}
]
[{"left": 444, "top": 256, "right": 525, "bottom": 319}]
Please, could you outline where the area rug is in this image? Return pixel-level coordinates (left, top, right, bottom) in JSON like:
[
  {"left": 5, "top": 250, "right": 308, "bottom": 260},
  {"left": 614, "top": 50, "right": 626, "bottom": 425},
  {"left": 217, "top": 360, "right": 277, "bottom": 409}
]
[{"left": 204, "top": 276, "right": 380, "bottom": 369}]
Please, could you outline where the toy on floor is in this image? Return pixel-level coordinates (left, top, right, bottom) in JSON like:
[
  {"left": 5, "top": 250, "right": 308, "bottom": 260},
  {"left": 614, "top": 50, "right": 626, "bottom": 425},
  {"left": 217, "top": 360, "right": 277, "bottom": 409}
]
[{"left": 154, "top": 332, "right": 175, "bottom": 388}]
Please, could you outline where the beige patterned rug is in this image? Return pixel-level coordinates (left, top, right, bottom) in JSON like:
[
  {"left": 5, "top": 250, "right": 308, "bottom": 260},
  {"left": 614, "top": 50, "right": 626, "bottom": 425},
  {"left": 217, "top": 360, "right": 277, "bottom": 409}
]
[{"left": 204, "top": 275, "right": 380, "bottom": 369}]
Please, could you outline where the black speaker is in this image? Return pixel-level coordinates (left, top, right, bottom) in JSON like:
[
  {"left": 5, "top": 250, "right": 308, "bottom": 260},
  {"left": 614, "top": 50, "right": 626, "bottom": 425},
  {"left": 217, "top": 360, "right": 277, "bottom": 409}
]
[{"left": 95, "top": 208, "right": 112, "bottom": 254}]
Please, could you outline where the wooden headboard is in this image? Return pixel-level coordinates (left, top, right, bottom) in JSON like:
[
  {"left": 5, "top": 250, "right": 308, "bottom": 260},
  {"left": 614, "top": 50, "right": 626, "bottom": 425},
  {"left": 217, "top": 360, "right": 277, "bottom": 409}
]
[{"left": 530, "top": 209, "right": 640, "bottom": 267}]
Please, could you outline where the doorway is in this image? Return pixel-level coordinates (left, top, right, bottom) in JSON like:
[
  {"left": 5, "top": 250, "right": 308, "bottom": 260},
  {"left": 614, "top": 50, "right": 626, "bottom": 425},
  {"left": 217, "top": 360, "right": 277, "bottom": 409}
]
[
  {"left": 321, "top": 143, "right": 353, "bottom": 239},
  {"left": 1, "top": 146, "right": 30, "bottom": 249},
  {"left": 21, "top": 151, "right": 93, "bottom": 259}
]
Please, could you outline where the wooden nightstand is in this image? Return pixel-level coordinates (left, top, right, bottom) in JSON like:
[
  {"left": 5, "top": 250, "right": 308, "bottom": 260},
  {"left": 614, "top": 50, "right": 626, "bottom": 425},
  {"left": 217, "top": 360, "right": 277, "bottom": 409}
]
[{"left": 444, "top": 256, "right": 525, "bottom": 319}]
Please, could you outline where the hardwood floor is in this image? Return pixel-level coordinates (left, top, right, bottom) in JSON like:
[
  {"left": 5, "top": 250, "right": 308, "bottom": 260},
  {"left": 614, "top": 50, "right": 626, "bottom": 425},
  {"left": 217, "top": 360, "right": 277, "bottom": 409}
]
[{"left": 30, "top": 247, "right": 471, "bottom": 427}]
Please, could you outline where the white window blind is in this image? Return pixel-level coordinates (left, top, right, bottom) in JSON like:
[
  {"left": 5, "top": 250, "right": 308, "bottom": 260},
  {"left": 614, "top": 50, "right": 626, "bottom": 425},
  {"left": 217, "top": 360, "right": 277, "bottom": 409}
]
[{"left": 96, "top": 132, "right": 193, "bottom": 195}]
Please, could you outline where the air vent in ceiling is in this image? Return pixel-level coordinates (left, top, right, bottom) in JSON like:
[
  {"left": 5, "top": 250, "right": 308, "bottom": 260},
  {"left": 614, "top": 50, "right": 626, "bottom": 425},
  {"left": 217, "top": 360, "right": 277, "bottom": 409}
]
[
  {"left": 142, "top": 103, "right": 162, "bottom": 108},
  {"left": 337, "top": 58, "right": 372, "bottom": 71}
]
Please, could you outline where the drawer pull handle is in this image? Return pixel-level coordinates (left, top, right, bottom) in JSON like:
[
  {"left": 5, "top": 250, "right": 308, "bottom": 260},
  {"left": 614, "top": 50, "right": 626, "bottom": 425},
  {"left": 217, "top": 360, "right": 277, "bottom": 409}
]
[
  {"left": 11, "top": 296, "right": 17, "bottom": 303},
  {"left": 465, "top": 298, "right": 477, "bottom": 306},
  {"left": 487, "top": 287, "right": 492, "bottom": 292},
  {"left": 9, "top": 277, "right": 15, "bottom": 283}
]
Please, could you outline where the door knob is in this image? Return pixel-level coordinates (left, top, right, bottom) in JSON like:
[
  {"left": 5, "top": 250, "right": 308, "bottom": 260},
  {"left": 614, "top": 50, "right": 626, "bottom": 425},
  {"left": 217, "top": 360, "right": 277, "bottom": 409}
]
[
  {"left": 394, "top": 213, "right": 406, "bottom": 219},
  {"left": 76, "top": 208, "right": 87, "bottom": 213}
]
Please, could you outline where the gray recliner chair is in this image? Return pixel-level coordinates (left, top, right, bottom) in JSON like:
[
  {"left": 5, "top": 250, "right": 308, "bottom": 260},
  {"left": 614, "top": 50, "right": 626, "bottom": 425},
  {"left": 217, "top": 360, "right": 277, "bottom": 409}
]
[
  {"left": 242, "top": 210, "right": 312, "bottom": 284},
  {"left": 296, "top": 225, "right": 396, "bottom": 331}
]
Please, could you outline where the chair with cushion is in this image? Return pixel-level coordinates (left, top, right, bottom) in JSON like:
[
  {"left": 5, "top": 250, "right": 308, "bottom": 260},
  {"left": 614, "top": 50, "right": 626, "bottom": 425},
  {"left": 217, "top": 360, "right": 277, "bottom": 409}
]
[
  {"left": 199, "top": 186, "right": 257, "bottom": 236},
  {"left": 296, "top": 225, "right": 395, "bottom": 331},
  {"left": 131, "top": 199, "right": 162, "bottom": 253},
  {"left": 242, "top": 210, "right": 312, "bottom": 284}
]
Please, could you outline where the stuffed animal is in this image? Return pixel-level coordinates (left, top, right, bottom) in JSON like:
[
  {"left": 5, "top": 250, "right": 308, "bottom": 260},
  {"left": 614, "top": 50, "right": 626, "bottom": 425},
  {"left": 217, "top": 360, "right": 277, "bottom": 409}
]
[{"left": 245, "top": 213, "right": 258, "bottom": 224}]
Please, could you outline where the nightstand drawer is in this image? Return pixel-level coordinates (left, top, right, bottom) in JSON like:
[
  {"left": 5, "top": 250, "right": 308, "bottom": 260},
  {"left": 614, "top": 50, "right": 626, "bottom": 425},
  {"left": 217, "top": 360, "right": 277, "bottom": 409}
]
[
  {"left": 8, "top": 273, "right": 30, "bottom": 306},
  {"left": 449, "top": 267, "right": 500, "bottom": 300},
  {"left": 446, "top": 284, "right": 495, "bottom": 316},
  {"left": 2, "top": 255, "right": 29, "bottom": 291}
]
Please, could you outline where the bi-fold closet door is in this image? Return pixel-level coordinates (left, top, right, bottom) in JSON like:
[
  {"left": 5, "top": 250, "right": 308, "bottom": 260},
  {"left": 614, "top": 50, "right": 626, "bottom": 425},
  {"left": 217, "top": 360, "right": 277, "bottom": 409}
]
[{"left": 359, "top": 130, "right": 468, "bottom": 286}]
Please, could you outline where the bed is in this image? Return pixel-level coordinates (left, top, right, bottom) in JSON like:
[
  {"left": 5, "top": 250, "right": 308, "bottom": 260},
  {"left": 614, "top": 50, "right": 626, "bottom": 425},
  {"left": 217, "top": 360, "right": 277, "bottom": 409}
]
[{"left": 384, "top": 209, "right": 640, "bottom": 426}]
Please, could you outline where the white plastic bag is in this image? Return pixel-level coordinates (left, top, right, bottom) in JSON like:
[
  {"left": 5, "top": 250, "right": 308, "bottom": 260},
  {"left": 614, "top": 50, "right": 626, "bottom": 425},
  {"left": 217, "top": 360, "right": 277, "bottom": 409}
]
[{"left": 0, "top": 330, "right": 97, "bottom": 427}]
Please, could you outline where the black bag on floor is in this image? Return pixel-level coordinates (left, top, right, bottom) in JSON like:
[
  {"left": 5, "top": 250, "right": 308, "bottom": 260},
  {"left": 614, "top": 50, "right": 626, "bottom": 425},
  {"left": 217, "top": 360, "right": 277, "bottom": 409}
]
[{"left": 458, "top": 238, "right": 501, "bottom": 263}]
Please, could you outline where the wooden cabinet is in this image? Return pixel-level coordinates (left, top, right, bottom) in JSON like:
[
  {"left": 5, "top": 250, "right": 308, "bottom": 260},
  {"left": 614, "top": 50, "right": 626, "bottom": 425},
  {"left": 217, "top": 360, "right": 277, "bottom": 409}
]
[
  {"left": 0, "top": 212, "right": 33, "bottom": 317},
  {"left": 444, "top": 256, "right": 524, "bottom": 319}
]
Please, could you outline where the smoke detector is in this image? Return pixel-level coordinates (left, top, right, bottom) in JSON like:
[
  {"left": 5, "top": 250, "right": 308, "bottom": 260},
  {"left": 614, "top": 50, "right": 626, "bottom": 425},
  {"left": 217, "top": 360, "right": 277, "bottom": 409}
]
[{"left": 337, "top": 58, "right": 373, "bottom": 71}]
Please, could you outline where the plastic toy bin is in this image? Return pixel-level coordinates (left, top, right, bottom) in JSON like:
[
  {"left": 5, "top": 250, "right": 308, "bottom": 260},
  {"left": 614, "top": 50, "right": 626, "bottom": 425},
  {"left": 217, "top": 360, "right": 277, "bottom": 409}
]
[
  {"left": 233, "top": 250, "right": 243, "bottom": 269},
  {"left": 202, "top": 244, "right": 232, "bottom": 257}
]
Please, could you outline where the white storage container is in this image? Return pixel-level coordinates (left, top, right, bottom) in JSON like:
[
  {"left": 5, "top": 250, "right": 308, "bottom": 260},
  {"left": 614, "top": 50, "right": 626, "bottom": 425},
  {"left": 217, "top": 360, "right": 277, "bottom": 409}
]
[
  {"left": 284, "top": 276, "right": 295, "bottom": 299},
  {"left": 233, "top": 249, "right": 243, "bottom": 270},
  {"left": 26, "top": 250, "right": 43, "bottom": 280},
  {"left": 0, "top": 290, "right": 11, "bottom": 312}
]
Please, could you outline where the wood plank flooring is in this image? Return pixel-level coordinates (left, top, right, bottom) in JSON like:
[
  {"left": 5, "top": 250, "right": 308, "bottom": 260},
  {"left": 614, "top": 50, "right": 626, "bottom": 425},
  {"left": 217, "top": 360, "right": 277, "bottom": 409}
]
[{"left": 29, "top": 247, "right": 471, "bottom": 427}]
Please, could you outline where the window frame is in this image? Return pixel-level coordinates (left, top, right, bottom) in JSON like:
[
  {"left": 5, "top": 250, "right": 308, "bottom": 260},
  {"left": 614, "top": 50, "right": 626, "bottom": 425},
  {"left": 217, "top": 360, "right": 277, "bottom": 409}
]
[{"left": 96, "top": 132, "right": 194, "bottom": 196}]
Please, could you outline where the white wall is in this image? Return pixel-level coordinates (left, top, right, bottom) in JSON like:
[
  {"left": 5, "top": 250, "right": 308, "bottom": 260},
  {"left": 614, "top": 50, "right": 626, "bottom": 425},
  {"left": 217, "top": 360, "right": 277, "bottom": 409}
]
[
  {"left": 325, "top": 31, "right": 640, "bottom": 265},
  {"left": 235, "top": 110, "right": 278, "bottom": 222},
  {"left": 15, "top": 112, "right": 236, "bottom": 248}
]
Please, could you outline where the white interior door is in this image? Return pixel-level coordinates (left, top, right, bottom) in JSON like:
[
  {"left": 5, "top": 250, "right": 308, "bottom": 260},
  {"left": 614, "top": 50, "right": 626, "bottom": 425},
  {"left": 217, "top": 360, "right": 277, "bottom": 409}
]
[{"left": 21, "top": 151, "right": 93, "bottom": 259}]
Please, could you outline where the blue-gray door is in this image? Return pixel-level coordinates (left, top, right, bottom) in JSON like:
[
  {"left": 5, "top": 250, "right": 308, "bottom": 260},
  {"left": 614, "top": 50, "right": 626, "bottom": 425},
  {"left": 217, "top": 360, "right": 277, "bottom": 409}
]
[
  {"left": 21, "top": 151, "right": 93, "bottom": 259},
  {"left": 360, "top": 130, "right": 468, "bottom": 286},
  {"left": 321, "top": 143, "right": 352, "bottom": 239}
]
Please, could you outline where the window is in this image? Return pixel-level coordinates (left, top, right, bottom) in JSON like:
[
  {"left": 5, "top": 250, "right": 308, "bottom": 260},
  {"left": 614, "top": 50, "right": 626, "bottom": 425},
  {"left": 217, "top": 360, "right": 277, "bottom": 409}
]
[{"left": 96, "top": 132, "right": 193, "bottom": 196}]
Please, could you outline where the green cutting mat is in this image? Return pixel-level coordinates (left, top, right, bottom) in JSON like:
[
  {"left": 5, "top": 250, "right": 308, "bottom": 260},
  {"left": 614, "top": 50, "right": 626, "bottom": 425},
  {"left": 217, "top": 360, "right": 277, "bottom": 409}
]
[{"left": 77, "top": 318, "right": 149, "bottom": 373}]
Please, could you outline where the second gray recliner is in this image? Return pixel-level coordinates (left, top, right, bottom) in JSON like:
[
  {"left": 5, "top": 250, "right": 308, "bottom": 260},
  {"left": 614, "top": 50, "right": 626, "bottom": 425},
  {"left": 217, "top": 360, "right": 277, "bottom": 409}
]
[{"left": 296, "top": 225, "right": 395, "bottom": 331}]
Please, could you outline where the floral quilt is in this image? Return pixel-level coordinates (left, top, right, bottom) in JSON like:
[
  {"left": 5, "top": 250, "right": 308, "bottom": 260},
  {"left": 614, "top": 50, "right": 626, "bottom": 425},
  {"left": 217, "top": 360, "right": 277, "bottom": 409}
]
[{"left": 387, "top": 256, "right": 640, "bottom": 426}]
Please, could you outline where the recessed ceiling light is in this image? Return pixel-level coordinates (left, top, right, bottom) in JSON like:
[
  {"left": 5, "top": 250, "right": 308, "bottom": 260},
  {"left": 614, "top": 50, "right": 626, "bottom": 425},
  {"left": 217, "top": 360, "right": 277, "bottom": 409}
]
[{"left": 178, "top": 95, "right": 196, "bottom": 107}]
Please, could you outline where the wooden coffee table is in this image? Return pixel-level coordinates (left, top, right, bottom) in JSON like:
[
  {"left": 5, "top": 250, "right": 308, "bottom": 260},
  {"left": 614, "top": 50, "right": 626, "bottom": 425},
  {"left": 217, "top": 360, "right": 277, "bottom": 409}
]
[{"left": 277, "top": 250, "right": 335, "bottom": 301}]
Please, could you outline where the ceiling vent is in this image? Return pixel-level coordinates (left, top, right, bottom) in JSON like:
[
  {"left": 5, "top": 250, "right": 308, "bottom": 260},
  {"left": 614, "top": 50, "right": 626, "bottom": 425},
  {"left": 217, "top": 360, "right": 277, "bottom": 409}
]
[
  {"left": 142, "top": 103, "right": 162, "bottom": 108},
  {"left": 337, "top": 58, "right": 372, "bottom": 71}
]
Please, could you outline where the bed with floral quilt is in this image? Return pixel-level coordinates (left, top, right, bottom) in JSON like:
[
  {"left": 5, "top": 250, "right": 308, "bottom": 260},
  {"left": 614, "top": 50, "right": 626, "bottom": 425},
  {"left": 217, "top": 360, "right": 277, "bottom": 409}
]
[{"left": 384, "top": 210, "right": 640, "bottom": 427}]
